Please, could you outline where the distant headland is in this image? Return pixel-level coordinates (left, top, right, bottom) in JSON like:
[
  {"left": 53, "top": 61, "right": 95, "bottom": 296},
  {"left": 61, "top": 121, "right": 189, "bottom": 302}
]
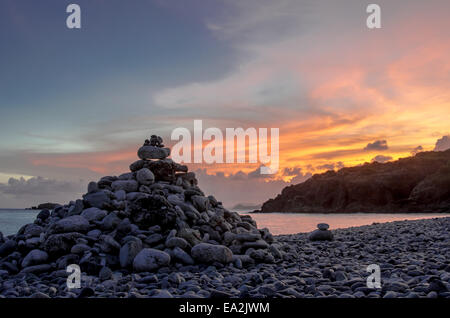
[
  {"left": 231, "top": 203, "right": 262, "bottom": 211},
  {"left": 259, "top": 149, "right": 450, "bottom": 213},
  {"left": 27, "top": 203, "right": 61, "bottom": 210}
]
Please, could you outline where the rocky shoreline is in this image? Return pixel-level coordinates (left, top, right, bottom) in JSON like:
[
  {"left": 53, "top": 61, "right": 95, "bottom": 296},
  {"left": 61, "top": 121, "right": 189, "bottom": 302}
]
[{"left": 0, "top": 217, "right": 449, "bottom": 298}]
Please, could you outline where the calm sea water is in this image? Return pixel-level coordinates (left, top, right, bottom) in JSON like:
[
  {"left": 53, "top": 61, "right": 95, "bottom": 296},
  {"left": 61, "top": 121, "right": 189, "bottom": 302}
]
[
  {"left": 0, "top": 209, "right": 40, "bottom": 236},
  {"left": 0, "top": 209, "right": 449, "bottom": 237},
  {"left": 237, "top": 212, "right": 450, "bottom": 235}
]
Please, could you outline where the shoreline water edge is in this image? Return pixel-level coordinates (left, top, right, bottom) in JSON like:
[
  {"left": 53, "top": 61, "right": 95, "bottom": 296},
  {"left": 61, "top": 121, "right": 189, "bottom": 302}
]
[{"left": 2, "top": 209, "right": 450, "bottom": 237}]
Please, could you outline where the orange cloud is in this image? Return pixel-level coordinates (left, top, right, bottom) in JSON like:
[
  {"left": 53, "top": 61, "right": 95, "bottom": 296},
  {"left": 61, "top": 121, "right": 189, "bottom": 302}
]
[{"left": 30, "top": 148, "right": 137, "bottom": 175}]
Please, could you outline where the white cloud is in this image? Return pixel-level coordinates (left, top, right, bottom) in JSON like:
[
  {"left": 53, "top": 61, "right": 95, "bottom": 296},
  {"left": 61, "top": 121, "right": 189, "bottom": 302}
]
[
  {"left": 0, "top": 176, "right": 85, "bottom": 208},
  {"left": 195, "top": 167, "right": 311, "bottom": 208},
  {"left": 364, "top": 140, "right": 389, "bottom": 151},
  {"left": 371, "top": 155, "right": 393, "bottom": 163},
  {"left": 411, "top": 145, "right": 423, "bottom": 155},
  {"left": 434, "top": 135, "right": 450, "bottom": 151},
  {"left": 0, "top": 176, "right": 83, "bottom": 197}
]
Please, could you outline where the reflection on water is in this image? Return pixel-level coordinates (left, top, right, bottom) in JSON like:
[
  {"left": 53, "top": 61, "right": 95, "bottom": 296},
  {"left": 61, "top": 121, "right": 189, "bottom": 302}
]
[{"left": 237, "top": 212, "right": 450, "bottom": 235}]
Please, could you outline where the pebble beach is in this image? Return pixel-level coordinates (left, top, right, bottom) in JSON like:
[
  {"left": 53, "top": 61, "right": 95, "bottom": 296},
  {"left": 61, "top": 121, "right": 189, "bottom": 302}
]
[{"left": 1, "top": 217, "right": 449, "bottom": 298}]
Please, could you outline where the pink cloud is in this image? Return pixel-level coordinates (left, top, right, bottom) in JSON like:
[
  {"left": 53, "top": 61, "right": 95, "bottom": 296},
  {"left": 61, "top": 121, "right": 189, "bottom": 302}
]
[{"left": 30, "top": 148, "right": 137, "bottom": 175}]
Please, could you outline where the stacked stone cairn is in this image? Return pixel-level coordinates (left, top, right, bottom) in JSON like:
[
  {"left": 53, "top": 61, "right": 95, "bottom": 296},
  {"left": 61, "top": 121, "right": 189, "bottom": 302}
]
[
  {"left": 308, "top": 223, "right": 333, "bottom": 241},
  {"left": 0, "top": 136, "right": 277, "bottom": 278}
]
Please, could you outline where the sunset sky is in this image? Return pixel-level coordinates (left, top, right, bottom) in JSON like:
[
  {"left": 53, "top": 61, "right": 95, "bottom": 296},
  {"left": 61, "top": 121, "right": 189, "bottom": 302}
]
[{"left": 0, "top": 0, "right": 449, "bottom": 208}]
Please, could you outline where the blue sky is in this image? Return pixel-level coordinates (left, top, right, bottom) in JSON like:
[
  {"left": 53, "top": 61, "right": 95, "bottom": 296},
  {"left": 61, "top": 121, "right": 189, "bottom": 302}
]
[
  {"left": 0, "top": 0, "right": 235, "bottom": 149},
  {"left": 0, "top": 0, "right": 449, "bottom": 208}
]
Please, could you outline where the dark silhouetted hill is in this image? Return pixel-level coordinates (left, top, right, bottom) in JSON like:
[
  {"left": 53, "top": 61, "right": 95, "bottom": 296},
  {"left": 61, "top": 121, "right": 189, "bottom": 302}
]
[{"left": 260, "top": 150, "right": 450, "bottom": 213}]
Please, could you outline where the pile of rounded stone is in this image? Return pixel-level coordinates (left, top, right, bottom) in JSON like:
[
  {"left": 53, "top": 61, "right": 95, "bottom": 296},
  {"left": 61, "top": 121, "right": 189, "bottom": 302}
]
[
  {"left": 308, "top": 223, "right": 333, "bottom": 241},
  {"left": 0, "top": 136, "right": 278, "bottom": 280}
]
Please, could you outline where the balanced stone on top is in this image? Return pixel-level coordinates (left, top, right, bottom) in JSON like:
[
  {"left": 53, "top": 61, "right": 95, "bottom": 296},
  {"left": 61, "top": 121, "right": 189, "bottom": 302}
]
[
  {"left": 149, "top": 135, "right": 164, "bottom": 147},
  {"left": 317, "top": 223, "right": 329, "bottom": 231},
  {"left": 138, "top": 135, "right": 171, "bottom": 160}
]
